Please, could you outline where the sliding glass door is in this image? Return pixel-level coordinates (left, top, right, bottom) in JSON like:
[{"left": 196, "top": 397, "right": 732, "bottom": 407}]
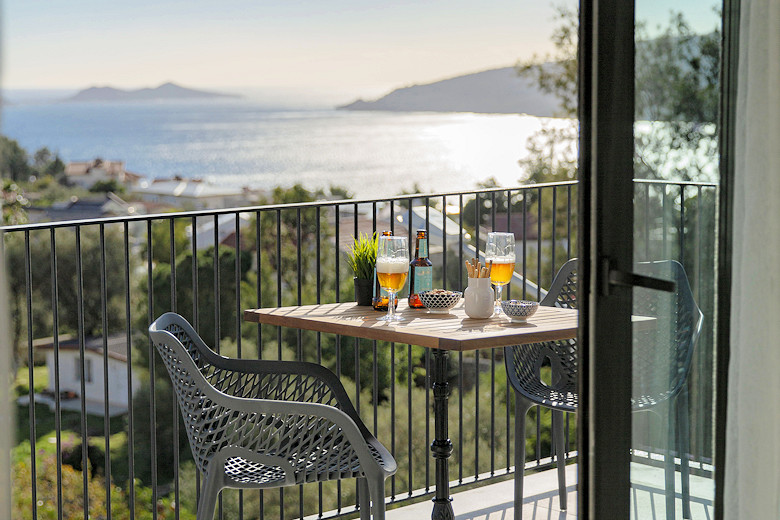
[
  {"left": 629, "top": 3, "right": 721, "bottom": 518},
  {"left": 580, "top": 1, "right": 727, "bottom": 518}
]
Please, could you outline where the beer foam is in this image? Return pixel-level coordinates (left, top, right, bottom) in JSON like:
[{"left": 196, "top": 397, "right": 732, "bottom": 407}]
[
  {"left": 488, "top": 257, "right": 515, "bottom": 264},
  {"left": 376, "top": 258, "right": 409, "bottom": 273}
]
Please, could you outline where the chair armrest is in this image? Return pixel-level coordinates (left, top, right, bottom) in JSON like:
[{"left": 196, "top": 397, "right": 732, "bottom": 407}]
[
  {"left": 197, "top": 378, "right": 389, "bottom": 481},
  {"left": 209, "top": 357, "right": 372, "bottom": 440}
]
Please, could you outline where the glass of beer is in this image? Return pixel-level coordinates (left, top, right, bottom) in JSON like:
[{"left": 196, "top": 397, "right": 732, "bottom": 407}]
[
  {"left": 376, "top": 235, "right": 409, "bottom": 322},
  {"left": 486, "top": 232, "right": 516, "bottom": 314}
]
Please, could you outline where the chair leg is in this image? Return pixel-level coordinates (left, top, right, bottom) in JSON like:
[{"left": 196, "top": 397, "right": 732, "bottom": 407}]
[
  {"left": 196, "top": 472, "right": 221, "bottom": 520},
  {"left": 367, "top": 476, "right": 387, "bottom": 520},
  {"left": 552, "top": 410, "right": 567, "bottom": 510},
  {"left": 358, "top": 477, "right": 371, "bottom": 520},
  {"left": 514, "top": 394, "right": 532, "bottom": 520},
  {"left": 664, "top": 402, "right": 676, "bottom": 520},
  {"left": 676, "top": 388, "right": 691, "bottom": 519}
]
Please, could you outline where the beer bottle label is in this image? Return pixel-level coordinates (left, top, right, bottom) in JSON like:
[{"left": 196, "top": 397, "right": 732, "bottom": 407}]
[
  {"left": 419, "top": 238, "right": 428, "bottom": 258},
  {"left": 413, "top": 266, "right": 433, "bottom": 293}
]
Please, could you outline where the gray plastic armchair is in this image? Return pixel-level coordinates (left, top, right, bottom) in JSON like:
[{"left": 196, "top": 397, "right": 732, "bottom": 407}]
[
  {"left": 504, "top": 258, "right": 578, "bottom": 520},
  {"left": 503, "top": 259, "right": 702, "bottom": 520},
  {"left": 631, "top": 260, "right": 703, "bottom": 520},
  {"left": 149, "top": 312, "right": 397, "bottom": 520}
]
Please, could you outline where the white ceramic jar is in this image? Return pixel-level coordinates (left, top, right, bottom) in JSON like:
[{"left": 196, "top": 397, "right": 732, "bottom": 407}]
[{"left": 464, "top": 277, "right": 494, "bottom": 319}]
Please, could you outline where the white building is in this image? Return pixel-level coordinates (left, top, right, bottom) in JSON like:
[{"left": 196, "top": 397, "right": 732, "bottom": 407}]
[
  {"left": 28, "top": 334, "right": 141, "bottom": 417},
  {"left": 132, "top": 177, "right": 254, "bottom": 210},
  {"left": 187, "top": 212, "right": 251, "bottom": 250}
]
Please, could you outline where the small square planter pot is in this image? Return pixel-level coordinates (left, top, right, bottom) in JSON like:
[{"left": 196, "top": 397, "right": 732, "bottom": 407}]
[{"left": 354, "top": 277, "right": 373, "bottom": 306}]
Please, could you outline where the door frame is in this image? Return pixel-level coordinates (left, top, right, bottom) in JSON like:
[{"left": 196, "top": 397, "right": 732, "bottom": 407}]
[
  {"left": 577, "top": 0, "right": 636, "bottom": 517},
  {"left": 577, "top": 0, "right": 738, "bottom": 518},
  {"left": 714, "top": 0, "right": 739, "bottom": 518}
]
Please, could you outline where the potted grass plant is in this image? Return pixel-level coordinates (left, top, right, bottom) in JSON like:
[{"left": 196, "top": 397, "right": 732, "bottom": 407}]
[{"left": 347, "top": 233, "right": 377, "bottom": 305}]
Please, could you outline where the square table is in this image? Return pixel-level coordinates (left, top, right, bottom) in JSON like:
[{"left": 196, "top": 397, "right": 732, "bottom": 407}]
[{"left": 244, "top": 301, "right": 579, "bottom": 520}]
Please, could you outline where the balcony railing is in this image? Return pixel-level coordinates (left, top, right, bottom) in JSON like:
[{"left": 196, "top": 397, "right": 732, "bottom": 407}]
[{"left": 2, "top": 179, "right": 716, "bottom": 519}]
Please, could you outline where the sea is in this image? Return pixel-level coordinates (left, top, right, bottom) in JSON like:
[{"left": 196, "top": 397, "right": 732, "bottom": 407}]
[{"left": 1, "top": 99, "right": 565, "bottom": 198}]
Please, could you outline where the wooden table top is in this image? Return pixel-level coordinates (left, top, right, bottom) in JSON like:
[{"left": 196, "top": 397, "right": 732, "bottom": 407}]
[{"left": 244, "top": 301, "right": 579, "bottom": 352}]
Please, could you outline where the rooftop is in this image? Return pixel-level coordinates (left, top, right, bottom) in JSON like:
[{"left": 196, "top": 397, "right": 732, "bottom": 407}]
[
  {"left": 35, "top": 333, "right": 131, "bottom": 362},
  {"left": 135, "top": 177, "right": 248, "bottom": 198}
]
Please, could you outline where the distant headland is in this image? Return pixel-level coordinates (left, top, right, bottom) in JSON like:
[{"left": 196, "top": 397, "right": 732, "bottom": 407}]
[
  {"left": 64, "top": 82, "right": 242, "bottom": 103},
  {"left": 337, "top": 66, "right": 563, "bottom": 117}
]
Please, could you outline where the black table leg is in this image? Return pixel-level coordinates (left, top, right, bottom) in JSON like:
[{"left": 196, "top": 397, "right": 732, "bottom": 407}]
[{"left": 431, "top": 348, "right": 454, "bottom": 520}]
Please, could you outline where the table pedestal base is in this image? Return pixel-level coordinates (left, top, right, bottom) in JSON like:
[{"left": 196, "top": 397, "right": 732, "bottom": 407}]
[{"left": 431, "top": 349, "right": 454, "bottom": 520}]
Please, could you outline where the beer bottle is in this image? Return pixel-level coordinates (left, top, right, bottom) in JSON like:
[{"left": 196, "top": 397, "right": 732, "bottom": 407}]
[
  {"left": 408, "top": 229, "right": 433, "bottom": 308},
  {"left": 372, "top": 231, "right": 398, "bottom": 311}
]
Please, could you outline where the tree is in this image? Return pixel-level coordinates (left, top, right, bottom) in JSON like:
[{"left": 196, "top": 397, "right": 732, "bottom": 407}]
[
  {"left": 33, "top": 147, "right": 54, "bottom": 171},
  {"left": 12, "top": 439, "right": 193, "bottom": 519},
  {"left": 141, "top": 245, "right": 254, "bottom": 349},
  {"left": 249, "top": 184, "right": 340, "bottom": 308},
  {"left": 518, "top": 6, "right": 720, "bottom": 462},
  {"left": 89, "top": 178, "right": 126, "bottom": 195},
  {"left": 634, "top": 13, "right": 720, "bottom": 181},
  {"left": 44, "top": 154, "right": 66, "bottom": 179},
  {"left": 4, "top": 226, "right": 130, "bottom": 368},
  {"left": 517, "top": 6, "right": 578, "bottom": 120},
  {"left": 1, "top": 138, "right": 66, "bottom": 183},
  {"left": 120, "top": 377, "right": 192, "bottom": 487},
  {"left": 516, "top": 7, "right": 719, "bottom": 183},
  {"left": 2, "top": 180, "right": 30, "bottom": 225},
  {"left": 514, "top": 6, "right": 579, "bottom": 186},
  {"left": 0, "top": 136, "right": 32, "bottom": 182}
]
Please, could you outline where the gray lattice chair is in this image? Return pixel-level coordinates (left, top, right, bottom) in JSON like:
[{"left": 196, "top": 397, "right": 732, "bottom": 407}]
[
  {"left": 503, "top": 258, "right": 578, "bottom": 520},
  {"left": 149, "top": 312, "right": 397, "bottom": 520},
  {"left": 503, "top": 259, "right": 702, "bottom": 520},
  {"left": 631, "top": 260, "right": 703, "bottom": 520}
]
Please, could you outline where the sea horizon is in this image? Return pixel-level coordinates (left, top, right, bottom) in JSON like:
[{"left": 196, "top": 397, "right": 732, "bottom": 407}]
[{"left": 1, "top": 98, "right": 571, "bottom": 198}]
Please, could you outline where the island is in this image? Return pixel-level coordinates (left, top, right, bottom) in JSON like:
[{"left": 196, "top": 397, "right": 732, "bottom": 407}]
[
  {"left": 338, "top": 66, "right": 562, "bottom": 117},
  {"left": 64, "top": 82, "right": 241, "bottom": 103}
]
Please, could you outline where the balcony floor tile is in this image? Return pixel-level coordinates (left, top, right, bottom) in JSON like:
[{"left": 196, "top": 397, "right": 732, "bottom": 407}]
[{"left": 386, "top": 463, "right": 714, "bottom": 519}]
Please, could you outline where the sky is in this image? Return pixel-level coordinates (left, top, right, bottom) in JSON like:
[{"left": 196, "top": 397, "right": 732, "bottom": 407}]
[{"left": 3, "top": 0, "right": 721, "bottom": 104}]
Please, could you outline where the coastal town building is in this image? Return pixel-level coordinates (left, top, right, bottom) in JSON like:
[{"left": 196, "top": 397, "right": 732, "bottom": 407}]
[
  {"left": 21, "top": 334, "right": 140, "bottom": 417},
  {"left": 131, "top": 176, "right": 257, "bottom": 210},
  {"left": 27, "top": 192, "right": 141, "bottom": 223},
  {"left": 64, "top": 158, "right": 144, "bottom": 189},
  {"left": 188, "top": 212, "right": 252, "bottom": 250}
]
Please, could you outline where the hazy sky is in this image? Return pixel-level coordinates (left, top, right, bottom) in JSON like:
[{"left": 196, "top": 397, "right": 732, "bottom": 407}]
[{"left": 4, "top": 0, "right": 720, "bottom": 102}]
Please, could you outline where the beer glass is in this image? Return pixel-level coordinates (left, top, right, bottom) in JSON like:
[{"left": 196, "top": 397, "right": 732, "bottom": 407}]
[
  {"left": 486, "top": 232, "right": 516, "bottom": 314},
  {"left": 376, "top": 236, "right": 409, "bottom": 321}
]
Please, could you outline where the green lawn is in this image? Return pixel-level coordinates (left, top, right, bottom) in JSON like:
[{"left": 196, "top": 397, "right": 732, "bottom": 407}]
[{"left": 13, "top": 365, "right": 48, "bottom": 397}]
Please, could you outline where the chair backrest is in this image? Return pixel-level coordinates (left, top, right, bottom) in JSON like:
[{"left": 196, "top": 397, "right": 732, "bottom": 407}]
[
  {"left": 504, "top": 259, "right": 578, "bottom": 405},
  {"left": 504, "top": 259, "right": 703, "bottom": 410},
  {"left": 149, "top": 313, "right": 232, "bottom": 475},
  {"left": 153, "top": 312, "right": 343, "bottom": 405},
  {"left": 631, "top": 260, "right": 703, "bottom": 406},
  {"left": 539, "top": 259, "right": 578, "bottom": 309}
]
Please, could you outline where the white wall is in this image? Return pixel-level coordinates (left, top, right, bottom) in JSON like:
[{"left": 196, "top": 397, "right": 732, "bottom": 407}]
[
  {"left": 725, "top": 1, "right": 780, "bottom": 517},
  {"left": 46, "top": 349, "right": 138, "bottom": 411}
]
